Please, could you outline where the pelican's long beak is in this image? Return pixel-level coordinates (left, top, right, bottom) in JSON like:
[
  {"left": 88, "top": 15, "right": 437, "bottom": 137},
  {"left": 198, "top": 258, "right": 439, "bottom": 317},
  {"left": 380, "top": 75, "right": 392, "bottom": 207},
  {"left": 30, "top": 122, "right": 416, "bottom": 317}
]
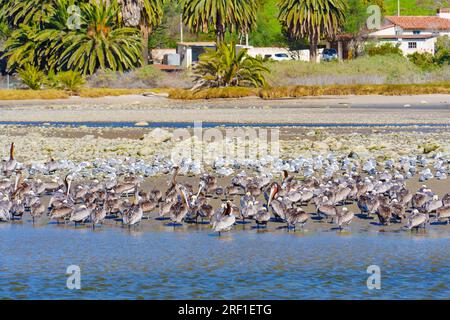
[
  {"left": 9, "top": 142, "right": 15, "bottom": 161},
  {"left": 182, "top": 189, "right": 190, "bottom": 209},
  {"left": 66, "top": 180, "right": 72, "bottom": 197},
  {"left": 196, "top": 183, "right": 204, "bottom": 198},
  {"left": 268, "top": 186, "right": 276, "bottom": 206}
]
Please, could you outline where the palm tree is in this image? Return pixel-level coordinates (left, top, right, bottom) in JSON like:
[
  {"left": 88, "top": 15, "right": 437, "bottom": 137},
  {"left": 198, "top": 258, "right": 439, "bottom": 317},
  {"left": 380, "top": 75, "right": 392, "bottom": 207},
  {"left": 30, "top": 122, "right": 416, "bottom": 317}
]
[
  {"left": 278, "top": 0, "right": 347, "bottom": 63},
  {"left": 193, "top": 41, "right": 268, "bottom": 87},
  {"left": 118, "top": 0, "right": 164, "bottom": 64},
  {"left": 3, "top": 0, "right": 56, "bottom": 27},
  {"left": 179, "top": 0, "right": 258, "bottom": 43},
  {"left": 3, "top": 0, "right": 142, "bottom": 74},
  {"left": 58, "top": 0, "right": 142, "bottom": 74}
]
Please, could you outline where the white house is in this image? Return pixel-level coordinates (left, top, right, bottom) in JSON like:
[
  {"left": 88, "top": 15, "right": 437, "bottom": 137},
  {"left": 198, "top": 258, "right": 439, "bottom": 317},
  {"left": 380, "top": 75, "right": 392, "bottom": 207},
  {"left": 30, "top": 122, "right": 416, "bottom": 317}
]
[{"left": 369, "top": 8, "right": 450, "bottom": 55}]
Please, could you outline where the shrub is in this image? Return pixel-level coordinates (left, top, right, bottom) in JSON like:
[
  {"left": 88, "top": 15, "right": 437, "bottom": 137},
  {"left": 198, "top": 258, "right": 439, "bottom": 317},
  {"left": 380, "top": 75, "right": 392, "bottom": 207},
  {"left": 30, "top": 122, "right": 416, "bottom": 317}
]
[
  {"left": 407, "top": 52, "right": 436, "bottom": 71},
  {"left": 131, "top": 65, "right": 164, "bottom": 87},
  {"left": 54, "top": 71, "right": 85, "bottom": 93},
  {"left": 17, "top": 64, "right": 46, "bottom": 90},
  {"left": 366, "top": 42, "right": 403, "bottom": 56},
  {"left": 266, "top": 55, "right": 429, "bottom": 86},
  {"left": 435, "top": 36, "right": 450, "bottom": 66},
  {"left": 87, "top": 69, "right": 119, "bottom": 88},
  {"left": 168, "top": 87, "right": 258, "bottom": 99}
]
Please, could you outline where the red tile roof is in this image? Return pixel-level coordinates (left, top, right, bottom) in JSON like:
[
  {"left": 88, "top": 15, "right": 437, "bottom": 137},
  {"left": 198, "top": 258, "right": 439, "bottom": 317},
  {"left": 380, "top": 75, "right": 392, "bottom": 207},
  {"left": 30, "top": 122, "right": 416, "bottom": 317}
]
[
  {"left": 386, "top": 16, "right": 450, "bottom": 30},
  {"left": 371, "top": 34, "right": 434, "bottom": 39}
]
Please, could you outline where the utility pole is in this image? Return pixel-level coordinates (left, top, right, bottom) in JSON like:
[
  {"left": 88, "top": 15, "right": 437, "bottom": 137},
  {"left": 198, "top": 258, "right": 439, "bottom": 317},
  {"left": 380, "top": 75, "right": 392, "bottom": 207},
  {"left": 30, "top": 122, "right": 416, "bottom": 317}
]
[
  {"left": 398, "top": 0, "right": 400, "bottom": 16},
  {"left": 180, "top": 13, "right": 183, "bottom": 43}
]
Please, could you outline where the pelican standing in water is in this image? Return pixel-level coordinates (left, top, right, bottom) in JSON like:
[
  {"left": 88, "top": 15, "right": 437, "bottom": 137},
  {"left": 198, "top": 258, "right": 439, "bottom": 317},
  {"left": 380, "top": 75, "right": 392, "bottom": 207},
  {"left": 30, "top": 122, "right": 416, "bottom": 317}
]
[
  {"left": 169, "top": 184, "right": 190, "bottom": 226},
  {"left": 212, "top": 201, "right": 236, "bottom": 236},
  {"left": 435, "top": 206, "right": 450, "bottom": 224},
  {"left": 336, "top": 207, "right": 354, "bottom": 230},
  {"left": 406, "top": 210, "right": 428, "bottom": 230},
  {"left": 285, "top": 207, "right": 309, "bottom": 231},
  {"left": 122, "top": 189, "right": 143, "bottom": 228},
  {"left": 3, "top": 143, "right": 17, "bottom": 176}
]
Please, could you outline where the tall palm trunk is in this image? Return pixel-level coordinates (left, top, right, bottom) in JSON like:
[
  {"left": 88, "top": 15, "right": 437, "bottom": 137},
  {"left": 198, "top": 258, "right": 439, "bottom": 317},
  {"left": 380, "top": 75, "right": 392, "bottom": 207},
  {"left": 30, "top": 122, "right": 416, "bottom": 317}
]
[
  {"left": 309, "top": 33, "right": 318, "bottom": 63},
  {"left": 216, "top": 15, "right": 225, "bottom": 44},
  {"left": 140, "top": 23, "right": 149, "bottom": 65}
]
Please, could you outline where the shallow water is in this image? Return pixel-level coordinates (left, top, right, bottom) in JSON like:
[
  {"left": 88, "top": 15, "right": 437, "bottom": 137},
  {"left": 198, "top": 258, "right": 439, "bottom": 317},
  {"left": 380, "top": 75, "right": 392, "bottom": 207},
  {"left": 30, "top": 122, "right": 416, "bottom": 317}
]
[
  {"left": 0, "top": 121, "right": 449, "bottom": 129},
  {"left": 1, "top": 221, "right": 450, "bottom": 300}
]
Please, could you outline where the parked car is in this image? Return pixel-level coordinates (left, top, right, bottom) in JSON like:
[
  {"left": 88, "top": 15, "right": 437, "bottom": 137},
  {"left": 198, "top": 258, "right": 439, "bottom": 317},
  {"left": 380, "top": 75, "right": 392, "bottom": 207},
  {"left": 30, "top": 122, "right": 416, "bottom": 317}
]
[
  {"left": 321, "top": 48, "right": 338, "bottom": 61},
  {"left": 264, "top": 53, "right": 291, "bottom": 61}
]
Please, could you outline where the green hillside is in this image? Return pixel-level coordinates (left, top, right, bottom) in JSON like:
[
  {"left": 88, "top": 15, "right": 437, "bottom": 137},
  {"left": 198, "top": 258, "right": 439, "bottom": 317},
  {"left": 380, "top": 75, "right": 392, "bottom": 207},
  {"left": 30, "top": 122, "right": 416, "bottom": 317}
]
[{"left": 384, "top": 0, "right": 448, "bottom": 16}]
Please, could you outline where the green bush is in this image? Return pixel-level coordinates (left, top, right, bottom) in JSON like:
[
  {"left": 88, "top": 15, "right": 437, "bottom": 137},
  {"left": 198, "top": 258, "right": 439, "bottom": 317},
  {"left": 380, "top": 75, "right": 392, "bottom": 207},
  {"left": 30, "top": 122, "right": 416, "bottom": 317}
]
[
  {"left": 435, "top": 36, "right": 450, "bottom": 66},
  {"left": 132, "top": 65, "right": 164, "bottom": 87},
  {"left": 407, "top": 52, "right": 436, "bottom": 70},
  {"left": 366, "top": 42, "right": 403, "bottom": 56},
  {"left": 55, "top": 71, "right": 85, "bottom": 93},
  {"left": 17, "top": 64, "right": 46, "bottom": 90}
]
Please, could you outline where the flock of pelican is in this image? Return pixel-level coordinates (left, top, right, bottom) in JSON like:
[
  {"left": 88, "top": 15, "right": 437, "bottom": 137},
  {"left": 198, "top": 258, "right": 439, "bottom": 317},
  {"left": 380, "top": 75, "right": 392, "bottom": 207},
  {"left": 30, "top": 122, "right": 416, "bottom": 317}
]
[{"left": 1, "top": 143, "right": 450, "bottom": 235}]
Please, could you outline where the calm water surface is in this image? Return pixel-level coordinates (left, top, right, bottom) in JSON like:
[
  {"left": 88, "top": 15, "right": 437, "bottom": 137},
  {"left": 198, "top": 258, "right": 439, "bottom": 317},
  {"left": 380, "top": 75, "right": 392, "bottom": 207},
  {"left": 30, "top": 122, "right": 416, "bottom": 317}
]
[{"left": 1, "top": 222, "right": 450, "bottom": 299}]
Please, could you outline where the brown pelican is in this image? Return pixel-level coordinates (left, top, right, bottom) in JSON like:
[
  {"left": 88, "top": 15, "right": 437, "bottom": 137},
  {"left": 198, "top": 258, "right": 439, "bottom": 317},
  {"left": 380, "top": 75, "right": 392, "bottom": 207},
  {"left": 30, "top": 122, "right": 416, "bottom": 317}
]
[
  {"left": 48, "top": 175, "right": 72, "bottom": 208},
  {"left": 49, "top": 204, "right": 74, "bottom": 223},
  {"left": 115, "top": 181, "right": 138, "bottom": 197},
  {"left": 169, "top": 184, "right": 190, "bottom": 224},
  {"left": 10, "top": 199, "right": 25, "bottom": 220},
  {"left": 391, "top": 199, "right": 406, "bottom": 221},
  {"left": 0, "top": 195, "right": 12, "bottom": 221},
  {"left": 442, "top": 193, "right": 450, "bottom": 207},
  {"left": 285, "top": 207, "right": 308, "bottom": 231},
  {"left": 91, "top": 205, "right": 107, "bottom": 229},
  {"left": 70, "top": 204, "right": 94, "bottom": 225},
  {"left": 336, "top": 207, "right": 354, "bottom": 230},
  {"left": 30, "top": 199, "right": 46, "bottom": 223},
  {"left": 406, "top": 210, "right": 428, "bottom": 230},
  {"left": 164, "top": 166, "right": 180, "bottom": 198},
  {"left": 122, "top": 191, "right": 143, "bottom": 227},
  {"left": 376, "top": 203, "right": 392, "bottom": 225},
  {"left": 435, "top": 206, "right": 450, "bottom": 224},
  {"left": 212, "top": 201, "right": 236, "bottom": 235},
  {"left": 253, "top": 206, "right": 270, "bottom": 227},
  {"left": 3, "top": 143, "right": 17, "bottom": 175},
  {"left": 316, "top": 197, "right": 338, "bottom": 222},
  {"left": 412, "top": 192, "right": 431, "bottom": 209},
  {"left": 225, "top": 185, "right": 240, "bottom": 196},
  {"left": 422, "top": 195, "right": 442, "bottom": 214}
]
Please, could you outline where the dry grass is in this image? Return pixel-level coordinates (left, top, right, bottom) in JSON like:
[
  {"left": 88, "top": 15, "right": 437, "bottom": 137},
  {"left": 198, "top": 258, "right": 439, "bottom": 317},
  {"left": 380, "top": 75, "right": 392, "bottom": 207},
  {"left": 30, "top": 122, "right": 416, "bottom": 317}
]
[
  {"left": 168, "top": 83, "right": 450, "bottom": 100},
  {"left": 259, "top": 83, "right": 450, "bottom": 99},
  {"left": 0, "top": 89, "right": 70, "bottom": 100},
  {"left": 78, "top": 88, "right": 149, "bottom": 98},
  {"left": 168, "top": 87, "right": 259, "bottom": 100},
  {"left": 1, "top": 83, "right": 448, "bottom": 101}
]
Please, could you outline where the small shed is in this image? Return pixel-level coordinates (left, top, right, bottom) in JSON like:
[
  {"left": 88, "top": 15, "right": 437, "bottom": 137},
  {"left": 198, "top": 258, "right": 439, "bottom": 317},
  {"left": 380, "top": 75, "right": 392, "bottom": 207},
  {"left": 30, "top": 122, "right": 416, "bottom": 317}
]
[{"left": 176, "top": 42, "right": 216, "bottom": 68}]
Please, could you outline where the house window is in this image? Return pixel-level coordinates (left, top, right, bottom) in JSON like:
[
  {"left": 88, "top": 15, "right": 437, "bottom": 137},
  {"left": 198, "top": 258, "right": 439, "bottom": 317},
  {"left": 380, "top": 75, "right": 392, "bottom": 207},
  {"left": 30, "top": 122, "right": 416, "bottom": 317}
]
[
  {"left": 413, "top": 30, "right": 421, "bottom": 35},
  {"left": 408, "top": 42, "right": 417, "bottom": 49}
]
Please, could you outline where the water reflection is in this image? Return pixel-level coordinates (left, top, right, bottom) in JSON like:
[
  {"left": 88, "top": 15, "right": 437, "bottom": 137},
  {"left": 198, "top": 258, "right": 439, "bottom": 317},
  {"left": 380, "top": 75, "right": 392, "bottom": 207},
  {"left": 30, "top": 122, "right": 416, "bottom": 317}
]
[{"left": 1, "top": 222, "right": 450, "bottom": 299}]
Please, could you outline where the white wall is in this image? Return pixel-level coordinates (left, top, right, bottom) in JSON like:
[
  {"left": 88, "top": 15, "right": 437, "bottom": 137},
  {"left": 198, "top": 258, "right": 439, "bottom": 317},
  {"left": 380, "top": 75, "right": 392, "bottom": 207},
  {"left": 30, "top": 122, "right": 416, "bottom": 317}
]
[
  {"left": 377, "top": 38, "right": 436, "bottom": 55},
  {"left": 151, "top": 49, "right": 176, "bottom": 64}
]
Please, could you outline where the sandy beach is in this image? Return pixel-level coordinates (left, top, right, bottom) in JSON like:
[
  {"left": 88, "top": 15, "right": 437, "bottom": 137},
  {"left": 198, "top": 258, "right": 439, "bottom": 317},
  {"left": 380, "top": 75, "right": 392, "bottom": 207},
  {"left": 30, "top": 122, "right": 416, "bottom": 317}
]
[{"left": 0, "top": 94, "right": 449, "bottom": 124}]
